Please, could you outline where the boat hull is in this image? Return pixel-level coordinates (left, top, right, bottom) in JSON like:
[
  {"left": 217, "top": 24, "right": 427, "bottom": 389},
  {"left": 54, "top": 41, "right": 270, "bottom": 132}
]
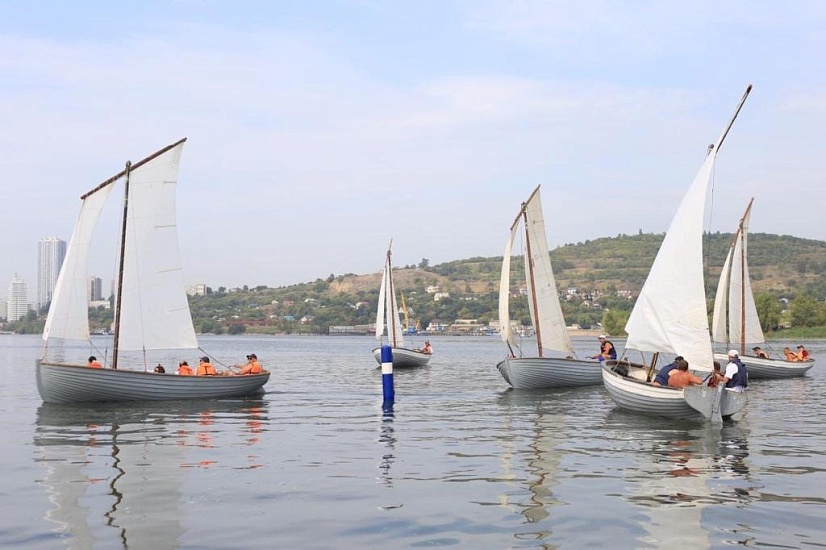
[
  {"left": 496, "top": 356, "right": 603, "bottom": 389},
  {"left": 36, "top": 361, "right": 270, "bottom": 404},
  {"left": 371, "top": 347, "right": 431, "bottom": 368},
  {"left": 601, "top": 363, "right": 746, "bottom": 420},
  {"left": 713, "top": 352, "right": 814, "bottom": 379}
]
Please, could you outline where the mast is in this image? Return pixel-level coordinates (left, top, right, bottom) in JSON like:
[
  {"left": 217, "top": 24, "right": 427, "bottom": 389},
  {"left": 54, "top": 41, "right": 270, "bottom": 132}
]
[
  {"left": 111, "top": 161, "right": 131, "bottom": 371},
  {"left": 709, "top": 84, "right": 752, "bottom": 157}
]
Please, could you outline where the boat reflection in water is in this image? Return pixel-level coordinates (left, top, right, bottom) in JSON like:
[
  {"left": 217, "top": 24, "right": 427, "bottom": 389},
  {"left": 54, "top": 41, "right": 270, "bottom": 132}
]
[
  {"left": 496, "top": 389, "right": 566, "bottom": 536},
  {"left": 34, "top": 399, "right": 267, "bottom": 548},
  {"left": 612, "top": 413, "right": 752, "bottom": 548}
]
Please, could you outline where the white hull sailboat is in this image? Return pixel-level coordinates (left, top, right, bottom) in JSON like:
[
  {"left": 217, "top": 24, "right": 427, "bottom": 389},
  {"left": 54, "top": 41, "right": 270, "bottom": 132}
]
[
  {"left": 37, "top": 139, "right": 270, "bottom": 403},
  {"left": 496, "top": 186, "right": 601, "bottom": 388},
  {"left": 711, "top": 199, "right": 814, "bottom": 378},
  {"left": 371, "top": 243, "right": 431, "bottom": 368},
  {"left": 603, "top": 86, "right": 753, "bottom": 422}
]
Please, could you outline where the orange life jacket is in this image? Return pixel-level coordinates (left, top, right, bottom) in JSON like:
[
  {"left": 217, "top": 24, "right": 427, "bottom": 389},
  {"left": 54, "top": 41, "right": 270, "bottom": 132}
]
[
  {"left": 197, "top": 362, "right": 217, "bottom": 376},
  {"left": 178, "top": 365, "right": 194, "bottom": 375},
  {"left": 88, "top": 361, "right": 103, "bottom": 369}
]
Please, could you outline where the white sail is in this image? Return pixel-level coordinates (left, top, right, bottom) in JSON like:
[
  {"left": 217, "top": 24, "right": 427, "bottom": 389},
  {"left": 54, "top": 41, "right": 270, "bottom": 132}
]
[
  {"left": 523, "top": 190, "right": 574, "bottom": 355},
  {"left": 375, "top": 267, "right": 387, "bottom": 341},
  {"left": 43, "top": 183, "right": 116, "bottom": 343},
  {"left": 118, "top": 142, "right": 197, "bottom": 351},
  {"left": 498, "top": 223, "right": 518, "bottom": 347},
  {"left": 712, "top": 201, "right": 764, "bottom": 347},
  {"left": 624, "top": 152, "right": 716, "bottom": 371},
  {"left": 711, "top": 244, "right": 733, "bottom": 343},
  {"left": 375, "top": 246, "right": 404, "bottom": 348}
]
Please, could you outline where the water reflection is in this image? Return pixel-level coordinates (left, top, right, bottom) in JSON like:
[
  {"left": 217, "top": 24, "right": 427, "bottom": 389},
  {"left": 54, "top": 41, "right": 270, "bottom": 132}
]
[
  {"left": 377, "top": 411, "right": 396, "bottom": 488},
  {"left": 496, "top": 389, "right": 568, "bottom": 540},
  {"left": 34, "top": 399, "right": 267, "bottom": 548},
  {"left": 605, "top": 411, "right": 752, "bottom": 548}
]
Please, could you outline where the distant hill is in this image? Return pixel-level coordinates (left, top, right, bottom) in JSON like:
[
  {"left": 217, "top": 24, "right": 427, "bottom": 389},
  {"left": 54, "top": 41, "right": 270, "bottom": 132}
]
[
  {"left": 10, "top": 232, "right": 823, "bottom": 336},
  {"left": 183, "top": 232, "right": 826, "bottom": 335}
]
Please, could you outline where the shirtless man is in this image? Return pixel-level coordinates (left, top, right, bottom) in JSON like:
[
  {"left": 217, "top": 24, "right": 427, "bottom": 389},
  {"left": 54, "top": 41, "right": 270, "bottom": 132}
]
[{"left": 667, "top": 361, "right": 703, "bottom": 389}]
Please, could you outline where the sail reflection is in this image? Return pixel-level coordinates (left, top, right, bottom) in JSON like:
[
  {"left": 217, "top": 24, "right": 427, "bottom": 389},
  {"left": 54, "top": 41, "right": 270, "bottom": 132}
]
[{"left": 34, "top": 399, "right": 267, "bottom": 548}]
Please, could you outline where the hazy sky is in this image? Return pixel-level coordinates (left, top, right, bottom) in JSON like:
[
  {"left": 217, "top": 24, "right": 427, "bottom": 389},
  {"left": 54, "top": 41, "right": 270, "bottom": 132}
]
[{"left": 3, "top": 1, "right": 825, "bottom": 303}]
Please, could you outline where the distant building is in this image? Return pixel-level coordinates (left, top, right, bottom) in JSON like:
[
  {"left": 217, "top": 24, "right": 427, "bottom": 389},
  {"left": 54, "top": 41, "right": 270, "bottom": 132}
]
[
  {"left": 38, "top": 237, "right": 66, "bottom": 311},
  {"left": 7, "top": 276, "right": 29, "bottom": 322},
  {"left": 434, "top": 292, "right": 450, "bottom": 301},
  {"left": 186, "top": 284, "right": 209, "bottom": 296},
  {"left": 88, "top": 276, "right": 103, "bottom": 303},
  {"left": 425, "top": 285, "right": 440, "bottom": 294},
  {"left": 0, "top": 300, "right": 6, "bottom": 321}
]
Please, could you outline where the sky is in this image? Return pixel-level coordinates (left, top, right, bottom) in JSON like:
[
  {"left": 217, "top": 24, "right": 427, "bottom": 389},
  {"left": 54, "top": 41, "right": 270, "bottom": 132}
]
[{"left": 2, "top": 1, "right": 826, "bottom": 303}]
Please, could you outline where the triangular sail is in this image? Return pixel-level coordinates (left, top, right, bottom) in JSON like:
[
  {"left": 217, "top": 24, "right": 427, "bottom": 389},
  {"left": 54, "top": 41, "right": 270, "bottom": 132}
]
[
  {"left": 500, "top": 186, "right": 574, "bottom": 356},
  {"left": 624, "top": 153, "right": 716, "bottom": 371},
  {"left": 713, "top": 200, "right": 763, "bottom": 347},
  {"left": 499, "top": 223, "right": 518, "bottom": 347},
  {"left": 117, "top": 142, "right": 197, "bottom": 351},
  {"left": 523, "top": 189, "right": 574, "bottom": 355},
  {"left": 624, "top": 85, "right": 751, "bottom": 372},
  {"left": 43, "top": 183, "right": 116, "bottom": 343},
  {"left": 375, "top": 246, "right": 405, "bottom": 348}
]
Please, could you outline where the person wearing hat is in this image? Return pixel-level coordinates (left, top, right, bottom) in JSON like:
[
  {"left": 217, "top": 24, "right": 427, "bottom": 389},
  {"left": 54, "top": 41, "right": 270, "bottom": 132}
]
[
  {"left": 722, "top": 350, "right": 748, "bottom": 392},
  {"left": 589, "top": 335, "right": 616, "bottom": 362},
  {"left": 197, "top": 356, "right": 217, "bottom": 376},
  {"left": 237, "top": 353, "right": 263, "bottom": 375},
  {"left": 752, "top": 346, "right": 769, "bottom": 359},
  {"left": 795, "top": 345, "right": 811, "bottom": 361}
]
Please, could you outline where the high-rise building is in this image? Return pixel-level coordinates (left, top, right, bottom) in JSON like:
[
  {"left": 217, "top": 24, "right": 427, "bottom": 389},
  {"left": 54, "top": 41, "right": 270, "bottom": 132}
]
[
  {"left": 38, "top": 237, "right": 66, "bottom": 311},
  {"left": 88, "top": 276, "right": 103, "bottom": 303},
  {"left": 7, "top": 276, "right": 28, "bottom": 322}
]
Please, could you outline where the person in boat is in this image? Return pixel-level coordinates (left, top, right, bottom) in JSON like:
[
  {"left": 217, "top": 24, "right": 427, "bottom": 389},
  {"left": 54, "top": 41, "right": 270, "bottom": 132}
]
[
  {"left": 419, "top": 341, "right": 433, "bottom": 355},
  {"left": 795, "top": 345, "right": 811, "bottom": 361},
  {"left": 154, "top": 364, "right": 166, "bottom": 374},
  {"left": 667, "top": 360, "right": 704, "bottom": 389},
  {"left": 651, "top": 356, "right": 684, "bottom": 386},
  {"left": 177, "top": 361, "right": 194, "bottom": 375},
  {"left": 722, "top": 350, "right": 748, "bottom": 392},
  {"left": 783, "top": 347, "right": 799, "bottom": 361},
  {"left": 590, "top": 335, "right": 617, "bottom": 362},
  {"left": 707, "top": 361, "right": 725, "bottom": 387},
  {"left": 87, "top": 356, "right": 103, "bottom": 369},
  {"left": 197, "top": 356, "right": 217, "bottom": 376},
  {"left": 752, "top": 346, "right": 769, "bottom": 359},
  {"left": 237, "top": 353, "right": 263, "bottom": 375}
]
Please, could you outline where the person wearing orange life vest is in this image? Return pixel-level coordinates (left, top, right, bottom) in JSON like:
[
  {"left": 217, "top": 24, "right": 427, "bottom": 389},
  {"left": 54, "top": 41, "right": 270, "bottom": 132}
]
[
  {"left": 177, "top": 361, "right": 194, "bottom": 375},
  {"left": 87, "top": 356, "right": 103, "bottom": 368},
  {"left": 238, "top": 353, "right": 263, "bottom": 375},
  {"left": 197, "top": 356, "right": 217, "bottom": 376}
]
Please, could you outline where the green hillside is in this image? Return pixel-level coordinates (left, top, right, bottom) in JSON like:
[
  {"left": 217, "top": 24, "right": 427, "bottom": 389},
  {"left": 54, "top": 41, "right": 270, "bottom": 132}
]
[{"left": 6, "top": 232, "right": 826, "bottom": 336}]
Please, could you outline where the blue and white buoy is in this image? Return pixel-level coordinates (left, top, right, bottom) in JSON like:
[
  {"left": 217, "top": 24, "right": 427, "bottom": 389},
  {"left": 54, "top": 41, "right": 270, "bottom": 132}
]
[{"left": 381, "top": 345, "right": 394, "bottom": 411}]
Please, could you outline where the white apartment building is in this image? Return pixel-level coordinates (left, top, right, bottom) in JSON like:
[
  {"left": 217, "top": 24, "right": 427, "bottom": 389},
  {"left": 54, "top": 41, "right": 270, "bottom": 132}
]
[
  {"left": 38, "top": 237, "right": 66, "bottom": 311},
  {"left": 7, "top": 276, "right": 28, "bottom": 322}
]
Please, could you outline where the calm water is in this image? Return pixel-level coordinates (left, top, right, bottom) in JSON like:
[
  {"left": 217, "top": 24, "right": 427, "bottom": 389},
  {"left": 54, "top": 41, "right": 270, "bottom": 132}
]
[{"left": 1, "top": 334, "right": 825, "bottom": 549}]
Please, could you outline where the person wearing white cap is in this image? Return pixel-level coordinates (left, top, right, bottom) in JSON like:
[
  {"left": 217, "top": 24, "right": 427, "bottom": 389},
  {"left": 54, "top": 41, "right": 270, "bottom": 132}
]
[
  {"left": 589, "top": 334, "right": 616, "bottom": 362},
  {"left": 722, "top": 350, "right": 748, "bottom": 392}
]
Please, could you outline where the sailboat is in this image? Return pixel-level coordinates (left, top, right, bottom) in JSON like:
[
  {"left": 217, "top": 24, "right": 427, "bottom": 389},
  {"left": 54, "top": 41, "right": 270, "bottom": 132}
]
[
  {"left": 711, "top": 199, "right": 815, "bottom": 378},
  {"left": 602, "top": 86, "right": 753, "bottom": 421},
  {"left": 496, "top": 185, "right": 602, "bottom": 388},
  {"left": 37, "top": 139, "right": 270, "bottom": 403},
  {"left": 371, "top": 243, "right": 431, "bottom": 368}
]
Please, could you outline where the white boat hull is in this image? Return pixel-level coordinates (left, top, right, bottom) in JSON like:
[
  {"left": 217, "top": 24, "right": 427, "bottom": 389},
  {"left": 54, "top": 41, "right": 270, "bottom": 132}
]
[
  {"left": 713, "top": 352, "right": 814, "bottom": 379},
  {"left": 36, "top": 361, "right": 270, "bottom": 404},
  {"left": 496, "top": 356, "right": 602, "bottom": 389},
  {"left": 372, "top": 347, "right": 431, "bottom": 368},
  {"left": 601, "top": 363, "right": 746, "bottom": 420}
]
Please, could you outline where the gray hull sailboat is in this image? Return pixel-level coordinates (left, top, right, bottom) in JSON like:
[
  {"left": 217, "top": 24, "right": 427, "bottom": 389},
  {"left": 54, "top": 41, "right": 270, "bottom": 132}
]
[{"left": 37, "top": 139, "right": 270, "bottom": 403}]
